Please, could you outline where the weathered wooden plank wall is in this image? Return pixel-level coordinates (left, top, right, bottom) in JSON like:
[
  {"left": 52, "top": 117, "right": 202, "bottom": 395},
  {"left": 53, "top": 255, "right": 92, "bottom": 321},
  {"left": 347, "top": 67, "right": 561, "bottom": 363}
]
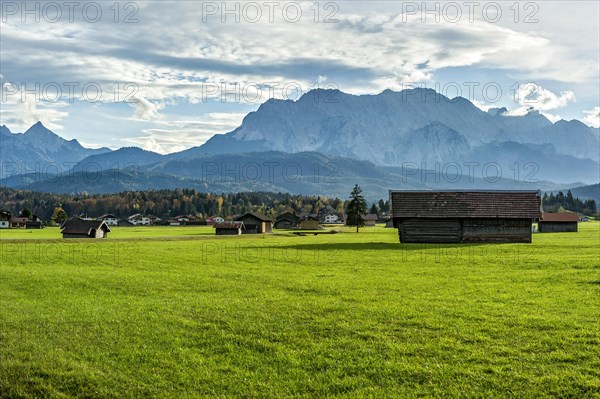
[{"left": 538, "top": 222, "right": 578, "bottom": 233}]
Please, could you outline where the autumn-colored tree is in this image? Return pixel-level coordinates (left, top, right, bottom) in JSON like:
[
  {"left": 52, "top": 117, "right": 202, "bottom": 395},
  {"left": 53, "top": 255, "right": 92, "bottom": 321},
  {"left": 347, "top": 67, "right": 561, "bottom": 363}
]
[{"left": 51, "top": 207, "right": 68, "bottom": 225}]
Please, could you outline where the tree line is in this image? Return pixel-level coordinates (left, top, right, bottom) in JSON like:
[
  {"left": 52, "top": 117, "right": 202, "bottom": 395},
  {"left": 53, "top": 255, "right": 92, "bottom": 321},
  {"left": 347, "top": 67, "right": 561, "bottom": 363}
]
[
  {"left": 1, "top": 186, "right": 595, "bottom": 224},
  {"left": 542, "top": 190, "right": 597, "bottom": 215},
  {"left": 0, "top": 187, "right": 391, "bottom": 223}
]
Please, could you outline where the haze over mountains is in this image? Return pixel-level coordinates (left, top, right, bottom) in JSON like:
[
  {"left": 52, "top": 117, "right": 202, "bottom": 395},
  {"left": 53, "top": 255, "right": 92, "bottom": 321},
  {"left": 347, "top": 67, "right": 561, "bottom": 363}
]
[{"left": 1, "top": 88, "right": 598, "bottom": 199}]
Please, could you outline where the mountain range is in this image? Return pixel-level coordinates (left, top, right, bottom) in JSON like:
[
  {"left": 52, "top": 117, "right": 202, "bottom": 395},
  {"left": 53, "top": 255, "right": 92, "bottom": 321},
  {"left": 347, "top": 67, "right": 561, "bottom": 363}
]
[
  {"left": 0, "top": 122, "right": 111, "bottom": 168},
  {"left": 1, "top": 88, "right": 598, "bottom": 199}
]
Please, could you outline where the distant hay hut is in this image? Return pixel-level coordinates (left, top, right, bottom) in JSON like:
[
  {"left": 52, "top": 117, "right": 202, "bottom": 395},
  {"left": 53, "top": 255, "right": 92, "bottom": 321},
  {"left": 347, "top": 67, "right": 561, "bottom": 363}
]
[
  {"left": 363, "top": 214, "right": 378, "bottom": 226},
  {"left": 233, "top": 212, "right": 273, "bottom": 234},
  {"left": 61, "top": 218, "right": 111, "bottom": 239},
  {"left": 389, "top": 190, "right": 541, "bottom": 243},
  {"left": 299, "top": 215, "right": 320, "bottom": 230},
  {"left": 214, "top": 222, "right": 244, "bottom": 235},
  {"left": 274, "top": 212, "right": 300, "bottom": 229},
  {"left": 538, "top": 213, "right": 579, "bottom": 233},
  {"left": 25, "top": 221, "right": 43, "bottom": 229}
]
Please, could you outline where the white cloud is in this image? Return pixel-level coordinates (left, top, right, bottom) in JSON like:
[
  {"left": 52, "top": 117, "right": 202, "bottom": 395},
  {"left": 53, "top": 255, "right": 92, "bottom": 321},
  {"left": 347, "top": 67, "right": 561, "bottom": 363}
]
[
  {"left": 472, "top": 100, "right": 492, "bottom": 112},
  {"left": 504, "top": 84, "right": 575, "bottom": 118},
  {"left": 131, "top": 97, "right": 165, "bottom": 121},
  {"left": 121, "top": 136, "right": 177, "bottom": 154},
  {"left": 0, "top": 2, "right": 587, "bottom": 105},
  {"left": 583, "top": 107, "right": 600, "bottom": 128},
  {"left": 0, "top": 97, "right": 68, "bottom": 131},
  {"left": 120, "top": 113, "right": 246, "bottom": 154},
  {"left": 515, "top": 84, "right": 575, "bottom": 111}
]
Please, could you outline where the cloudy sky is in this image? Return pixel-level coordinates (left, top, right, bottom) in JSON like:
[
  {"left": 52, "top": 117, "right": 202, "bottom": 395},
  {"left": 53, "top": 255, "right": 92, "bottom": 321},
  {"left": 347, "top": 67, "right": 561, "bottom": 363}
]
[{"left": 1, "top": 1, "right": 599, "bottom": 153}]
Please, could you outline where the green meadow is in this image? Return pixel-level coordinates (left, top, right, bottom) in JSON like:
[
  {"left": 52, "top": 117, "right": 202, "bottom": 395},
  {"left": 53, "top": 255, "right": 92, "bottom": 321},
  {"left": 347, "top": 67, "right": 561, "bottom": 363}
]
[{"left": 0, "top": 224, "right": 599, "bottom": 398}]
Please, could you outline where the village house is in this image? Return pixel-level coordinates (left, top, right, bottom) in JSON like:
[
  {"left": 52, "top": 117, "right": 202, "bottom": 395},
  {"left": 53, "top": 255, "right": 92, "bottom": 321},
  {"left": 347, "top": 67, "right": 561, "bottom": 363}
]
[
  {"left": 214, "top": 221, "right": 244, "bottom": 235},
  {"left": 97, "top": 214, "right": 119, "bottom": 226},
  {"left": 205, "top": 216, "right": 225, "bottom": 226},
  {"left": 61, "top": 218, "right": 111, "bottom": 239},
  {"left": 168, "top": 218, "right": 182, "bottom": 226},
  {"left": 10, "top": 216, "right": 28, "bottom": 228},
  {"left": 274, "top": 212, "right": 300, "bottom": 229},
  {"left": 118, "top": 219, "right": 135, "bottom": 227},
  {"left": 0, "top": 211, "right": 10, "bottom": 229},
  {"left": 234, "top": 212, "right": 273, "bottom": 234},
  {"left": 390, "top": 190, "right": 542, "bottom": 243},
  {"left": 168, "top": 215, "right": 192, "bottom": 226},
  {"left": 299, "top": 215, "right": 320, "bottom": 230},
  {"left": 128, "top": 214, "right": 152, "bottom": 226},
  {"left": 323, "top": 214, "right": 342, "bottom": 224},
  {"left": 538, "top": 212, "right": 580, "bottom": 233}
]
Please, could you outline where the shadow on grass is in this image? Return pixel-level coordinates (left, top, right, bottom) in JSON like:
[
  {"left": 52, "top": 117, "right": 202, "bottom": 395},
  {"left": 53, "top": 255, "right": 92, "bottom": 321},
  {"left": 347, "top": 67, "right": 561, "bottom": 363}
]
[{"left": 258, "top": 242, "right": 496, "bottom": 252}]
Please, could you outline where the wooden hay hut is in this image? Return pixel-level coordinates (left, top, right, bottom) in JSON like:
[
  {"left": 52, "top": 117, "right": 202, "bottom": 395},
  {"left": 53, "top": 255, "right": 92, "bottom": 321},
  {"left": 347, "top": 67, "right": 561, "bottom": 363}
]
[
  {"left": 215, "top": 222, "right": 244, "bottom": 235},
  {"left": 538, "top": 213, "right": 579, "bottom": 233},
  {"left": 299, "top": 215, "right": 320, "bottom": 230},
  {"left": 61, "top": 218, "right": 111, "bottom": 239},
  {"left": 363, "top": 213, "right": 378, "bottom": 226},
  {"left": 233, "top": 212, "right": 273, "bottom": 234},
  {"left": 25, "top": 221, "right": 43, "bottom": 229},
  {"left": 274, "top": 212, "right": 300, "bottom": 229},
  {"left": 389, "top": 190, "right": 541, "bottom": 243}
]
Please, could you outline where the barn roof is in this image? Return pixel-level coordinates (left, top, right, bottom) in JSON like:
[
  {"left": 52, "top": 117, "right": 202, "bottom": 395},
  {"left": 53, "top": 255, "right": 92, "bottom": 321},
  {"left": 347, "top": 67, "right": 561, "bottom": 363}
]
[
  {"left": 389, "top": 190, "right": 541, "bottom": 219},
  {"left": 363, "top": 213, "right": 378, "bottom": 221},
  {"left": 234, "top": 212, "right": 273, "bottom": 222},
  {"left": 540, "top": 213, "right": 580, "bottom": 222},
  {"left": 61, "top": 218, "right": 112, "bottom": 234},
  {"left": 275, "top": 212, "right": 300, "bottom": 222},
  {"left": 214, "top": 222, "right": 244, "bottom": 229}
]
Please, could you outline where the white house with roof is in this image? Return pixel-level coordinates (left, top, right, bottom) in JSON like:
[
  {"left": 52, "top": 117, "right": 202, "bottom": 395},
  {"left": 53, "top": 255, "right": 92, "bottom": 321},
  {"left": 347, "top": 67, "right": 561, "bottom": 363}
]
[
  {"left": 323, "top": 214, "right": 342, "bottom": 224},
  {"left": 205, "top": 216, "right": 225, "bottom": 225},
  {"left": 128, "top": 214, "right": 151, "bottom": 225},
  {"left": 97, "top": 214, "right": 119, "bottom": 226},
  {"left": 0, "top": 212, "right": 10, "bottom": 229}
]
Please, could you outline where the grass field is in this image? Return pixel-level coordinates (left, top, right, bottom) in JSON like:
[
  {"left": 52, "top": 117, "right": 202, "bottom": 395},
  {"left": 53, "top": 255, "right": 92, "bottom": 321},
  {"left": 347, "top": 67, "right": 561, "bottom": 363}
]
[{"left": 1, "top": 224, "right": 599, "bottom": 398}]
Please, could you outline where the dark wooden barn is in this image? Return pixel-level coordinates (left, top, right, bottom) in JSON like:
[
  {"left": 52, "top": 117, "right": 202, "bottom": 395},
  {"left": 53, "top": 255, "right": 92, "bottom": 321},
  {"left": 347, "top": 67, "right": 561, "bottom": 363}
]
[
  {"left": 234, "top": 212, "right": 273, "bottom": 234},
  {"left": 274, "top": 212, "right": 300, "bottom": 229},
  {"left": 538, "top": 213, "right": 579, "bottom": 233},
  {"left": 299, "top": 215, "right": 320, "bottom": 230},
  {"left": 214, "top": 222, "right": 244, "bottom": 235},
  {"left": 61, "top": 218, "right": 111, "bottom": 239},
  {"left": 25, "top": 221, "right": 43, "bottom": 229},
  {"left": 390, "top": 190, "right": 542, "bottom": 243}
]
